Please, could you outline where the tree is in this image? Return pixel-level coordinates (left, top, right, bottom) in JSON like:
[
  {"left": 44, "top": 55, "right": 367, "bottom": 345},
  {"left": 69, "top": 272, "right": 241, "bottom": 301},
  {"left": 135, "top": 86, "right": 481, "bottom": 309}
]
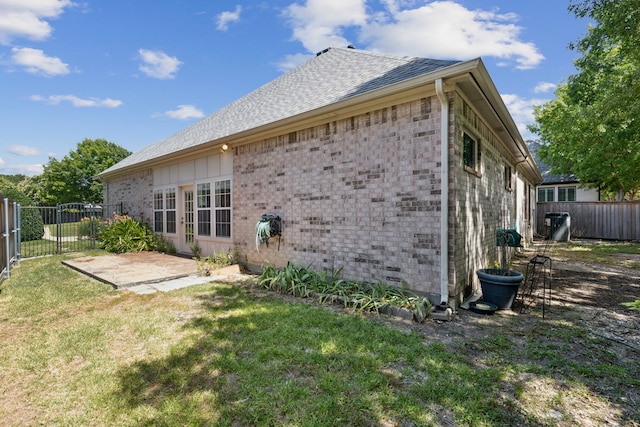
[
  {"left": 39, "top": 138, "right": 131, "bottom": 205},
  {"left": 529, "top": 0, "right": 640, "bottom": 200},
  {"left": 0, "top": 174, "right": 28, "bottom": 186}
]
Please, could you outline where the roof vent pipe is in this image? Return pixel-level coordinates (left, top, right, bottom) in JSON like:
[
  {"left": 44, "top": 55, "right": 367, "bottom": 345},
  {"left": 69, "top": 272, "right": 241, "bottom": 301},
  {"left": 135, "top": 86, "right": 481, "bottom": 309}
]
[{"left": 435, "top": 78, "right": 450, "bottom": 306}]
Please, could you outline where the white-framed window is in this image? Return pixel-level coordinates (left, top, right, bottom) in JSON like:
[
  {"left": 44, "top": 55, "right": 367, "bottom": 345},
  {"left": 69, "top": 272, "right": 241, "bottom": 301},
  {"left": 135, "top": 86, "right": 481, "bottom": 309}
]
[
  {"left": 463, "top": 132, "right": 481, "bottom": 175},
  {"left": 153, "top": 189, "right": 164, "bottom": 233},
  {"left": 558, "top": 186, "right": 576, "bottom": 202},
  {"left": 196, "top": 182, "right": 211, "bottom": 236},
  {"left": 538, "top": 187, "right": 554, "bottom": 202},
  {"left": 153, "top": 187, "right": 177, "bottom": 234},
  {"left": 165, "top": 187, "right": 177, "bottom": 234},
  {"left": 215, "top": 179, "right": 232, "bottom": 238}
]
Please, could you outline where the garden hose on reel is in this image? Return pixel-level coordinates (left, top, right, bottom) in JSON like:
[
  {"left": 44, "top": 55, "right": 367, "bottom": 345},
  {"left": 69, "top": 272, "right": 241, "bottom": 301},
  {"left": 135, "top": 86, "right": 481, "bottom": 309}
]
[{"left": 255, "top": 214, "right": 281, "bottom": 252}]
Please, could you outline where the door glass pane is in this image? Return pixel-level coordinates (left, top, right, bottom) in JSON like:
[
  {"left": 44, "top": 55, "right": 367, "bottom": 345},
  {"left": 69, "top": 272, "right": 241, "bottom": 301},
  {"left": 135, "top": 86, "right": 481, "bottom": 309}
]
[{"left": 184, "top": 190, "right": 194, "bottom": 245}]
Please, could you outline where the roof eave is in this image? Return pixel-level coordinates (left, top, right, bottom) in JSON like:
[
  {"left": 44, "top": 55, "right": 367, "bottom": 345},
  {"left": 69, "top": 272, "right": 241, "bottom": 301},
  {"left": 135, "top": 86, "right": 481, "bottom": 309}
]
[
  {"left": 450, "top": 59, "right": 542, "bottom": 183},
  {"left": 99, "top": 59, "right": 481, "bottom": 180}
]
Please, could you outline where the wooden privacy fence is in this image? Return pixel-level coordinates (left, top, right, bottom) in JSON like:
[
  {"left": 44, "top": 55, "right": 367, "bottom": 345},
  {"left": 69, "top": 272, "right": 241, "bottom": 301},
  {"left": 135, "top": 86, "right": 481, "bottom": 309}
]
[
  {"left": 537, "top": 202, "right": 640, "bottom": 241},
  {"left": 0, "top": 196, "right": 20, "bottom": 283}
]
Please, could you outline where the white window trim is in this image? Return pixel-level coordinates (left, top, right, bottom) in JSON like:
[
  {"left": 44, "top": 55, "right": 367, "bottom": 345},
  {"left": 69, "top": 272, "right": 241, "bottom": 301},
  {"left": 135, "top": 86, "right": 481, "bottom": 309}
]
[
  {"left": 153, "top": 186, "right": 178, "bottom": 235},
  {"left": 214, "top": 178, "right": 233, "bottom": 239},
  {"left": 196, "top": 181, "right": 212, "bottom": 237}
]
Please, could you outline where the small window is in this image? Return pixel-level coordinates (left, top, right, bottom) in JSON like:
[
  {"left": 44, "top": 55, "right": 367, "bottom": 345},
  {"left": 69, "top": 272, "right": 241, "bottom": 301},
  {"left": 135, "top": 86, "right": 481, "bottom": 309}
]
[
  {"left": 558, "top": 186, "right": 576, "bottom": 202},
  {"left": 504, "top": 165, "right": 512, "bottom": 191},
  {"left": 463, "top": 132, "right": 481, "bottom": 174},
  {"left": 538, "top": 187, "right": 554, "bottom": 202}
]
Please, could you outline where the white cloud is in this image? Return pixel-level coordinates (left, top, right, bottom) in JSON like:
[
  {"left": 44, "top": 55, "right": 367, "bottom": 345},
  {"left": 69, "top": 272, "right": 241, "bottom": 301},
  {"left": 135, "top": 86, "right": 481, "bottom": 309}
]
[
  {"left": 30, "top": 94, "right": 123, "bottom": 108},
  {"left": 284, "top": 0, "right": 544, "bottom": 69},
  {"left": 216, "top": 5, "right": 242, "bottom": 31},
  {"left": 138, "top": 49, "right": 182, "bottom": 79},
  {"left": 11, "top": 47, "right": 69, "bottom": 76},
  {"left": 9, "top": 144, "right": 42, "bottom": 156},
  {"left": 284, "top": 0, "right": 368, "bottom": 53},
  {"left": 501, "top": 93, "right": 548, "bottom": 139},
  {"left": 0, "top": 162, "right": 44, "bottom": 176},
  {"left": 0, "top": 0, "right": 73, "bottom": 44},
  {"left": 155, "top": 105, "right": 205, "bottom": 120},
  {"left": 534, "top": 81, "right": 557, "bottom": 94},
  {"left": 275, "top": 52, "right": 313, "bottom": 72}
]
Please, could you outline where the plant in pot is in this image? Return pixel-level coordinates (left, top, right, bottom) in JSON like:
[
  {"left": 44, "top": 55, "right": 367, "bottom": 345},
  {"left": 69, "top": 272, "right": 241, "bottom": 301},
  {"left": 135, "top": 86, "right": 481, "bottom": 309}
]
[{"left": 476, "top": 229, "right": 524, "bottom": 310}]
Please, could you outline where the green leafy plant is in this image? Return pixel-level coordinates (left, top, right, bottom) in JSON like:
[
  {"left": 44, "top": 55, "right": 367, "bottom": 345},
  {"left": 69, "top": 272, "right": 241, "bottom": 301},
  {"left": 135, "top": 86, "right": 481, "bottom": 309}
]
[
  {"left": 190, "top": 240, "right": 202, "bottom": 258},
  {"left": 98, "top": 214, "right": 163, "bottom": 253},
  {"left": 20, "top": 207, "right": 44, "bottom": 242},
  {"left": 153, "top": 233, "right": 176, "bottom": 254},
  {"left": 194, "top": 249, "right": 234, "bottom": 276},
  {"left": 257, "top": 262, "right": 426, "bottom": 315}
]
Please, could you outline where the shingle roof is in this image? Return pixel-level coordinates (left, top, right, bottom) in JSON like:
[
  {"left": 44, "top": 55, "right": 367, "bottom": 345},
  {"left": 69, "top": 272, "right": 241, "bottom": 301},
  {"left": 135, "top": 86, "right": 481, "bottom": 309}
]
[
  {"left": 100, "top": 47, "right": 460, "bottom": 176},
  {"left": 527, "top": 140, "right": 578, "bottom": 184}
]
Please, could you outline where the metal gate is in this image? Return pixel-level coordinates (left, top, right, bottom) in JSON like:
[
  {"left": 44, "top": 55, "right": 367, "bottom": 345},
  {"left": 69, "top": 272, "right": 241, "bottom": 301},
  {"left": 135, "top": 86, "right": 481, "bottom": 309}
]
[{"left": 19, "top": 202, "right": 124, "bottom": 258}]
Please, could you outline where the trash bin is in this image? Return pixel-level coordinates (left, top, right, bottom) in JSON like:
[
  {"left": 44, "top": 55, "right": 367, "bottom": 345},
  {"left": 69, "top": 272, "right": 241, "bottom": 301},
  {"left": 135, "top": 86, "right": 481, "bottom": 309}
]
[{"left": 544, "top": 212, "right": 570, "bottom": 241}]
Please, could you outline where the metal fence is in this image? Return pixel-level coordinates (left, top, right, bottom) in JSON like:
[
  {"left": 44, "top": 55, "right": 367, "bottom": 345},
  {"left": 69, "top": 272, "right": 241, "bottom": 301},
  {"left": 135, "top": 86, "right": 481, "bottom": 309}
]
[
  {"left": 1, "top": 196, "right": 19, "bottom": 283},
  {"left": 537, "top": 201, "right": 640, "bottom": 241},
  {"left": 19, "top": 202, "right": 124, "bottom": 258}
]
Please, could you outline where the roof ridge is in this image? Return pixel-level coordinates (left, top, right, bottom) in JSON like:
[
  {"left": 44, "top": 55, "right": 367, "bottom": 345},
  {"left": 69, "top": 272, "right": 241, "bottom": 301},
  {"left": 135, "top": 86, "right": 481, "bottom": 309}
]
[{"left": 100, "top": 48, "right": 463, "bottom": 176}]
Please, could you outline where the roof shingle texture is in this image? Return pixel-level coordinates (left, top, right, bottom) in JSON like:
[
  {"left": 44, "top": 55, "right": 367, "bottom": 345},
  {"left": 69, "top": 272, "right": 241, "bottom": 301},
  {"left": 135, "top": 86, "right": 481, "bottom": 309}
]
[{"left": 101, "top": 48, "right": 460, "bottom": 175}]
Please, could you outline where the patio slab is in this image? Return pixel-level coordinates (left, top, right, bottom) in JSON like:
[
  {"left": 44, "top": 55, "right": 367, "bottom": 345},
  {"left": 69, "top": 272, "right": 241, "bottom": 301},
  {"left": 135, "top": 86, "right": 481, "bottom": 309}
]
[{"left": 62, "top": 252, "right": 209, "bottom": 291}]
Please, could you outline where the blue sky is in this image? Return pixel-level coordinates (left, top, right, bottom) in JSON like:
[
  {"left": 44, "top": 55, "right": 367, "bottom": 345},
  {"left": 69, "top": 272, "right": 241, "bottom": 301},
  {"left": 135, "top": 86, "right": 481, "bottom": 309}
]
[{"left": 0, "top": 0, "right": 589, "bottom": 176}]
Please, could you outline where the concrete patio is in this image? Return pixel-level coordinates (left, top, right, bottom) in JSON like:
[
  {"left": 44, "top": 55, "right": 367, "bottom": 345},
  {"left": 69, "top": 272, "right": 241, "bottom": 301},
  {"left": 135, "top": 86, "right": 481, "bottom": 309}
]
[{"left": 62, "top": 252, "right": 239, "bottom": 294}]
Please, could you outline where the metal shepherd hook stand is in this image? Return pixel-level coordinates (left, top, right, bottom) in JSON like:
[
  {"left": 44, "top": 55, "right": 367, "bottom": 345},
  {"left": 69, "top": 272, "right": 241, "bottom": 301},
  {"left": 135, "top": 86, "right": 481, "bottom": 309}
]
[{"left": 517, "top": 243, "right": 552, "bottom": 318}]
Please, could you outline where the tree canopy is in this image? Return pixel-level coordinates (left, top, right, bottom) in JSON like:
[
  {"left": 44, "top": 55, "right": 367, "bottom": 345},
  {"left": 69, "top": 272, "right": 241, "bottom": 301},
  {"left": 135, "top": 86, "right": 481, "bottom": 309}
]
[
  {"left": 530, "top": 0, "right": 640, "bottom": 200},
  {"left": 38, "top": 138, "right": 131, "bottom": 205}
]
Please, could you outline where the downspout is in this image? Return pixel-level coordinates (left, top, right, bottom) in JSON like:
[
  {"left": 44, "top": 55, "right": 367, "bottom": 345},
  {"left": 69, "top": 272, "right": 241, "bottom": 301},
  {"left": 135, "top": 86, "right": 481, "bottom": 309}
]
[{"left": 435, "top": 79, "right": 449, "bottom": 306}]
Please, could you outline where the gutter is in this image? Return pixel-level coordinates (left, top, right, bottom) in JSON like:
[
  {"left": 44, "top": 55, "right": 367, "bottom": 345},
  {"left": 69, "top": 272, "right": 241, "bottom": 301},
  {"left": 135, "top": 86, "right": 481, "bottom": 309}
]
[{"left": 435, "top": 78, "right": 449, "bottom": 305}]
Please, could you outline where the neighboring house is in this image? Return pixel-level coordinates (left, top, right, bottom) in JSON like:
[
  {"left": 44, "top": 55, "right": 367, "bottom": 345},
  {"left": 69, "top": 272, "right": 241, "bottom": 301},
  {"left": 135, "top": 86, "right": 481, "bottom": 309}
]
[
  {"left": 528, "top": 141, "right": 600, "bottom": 203},
  {"left": 98, "top": 47, "right": 541, "bottom": 307}
]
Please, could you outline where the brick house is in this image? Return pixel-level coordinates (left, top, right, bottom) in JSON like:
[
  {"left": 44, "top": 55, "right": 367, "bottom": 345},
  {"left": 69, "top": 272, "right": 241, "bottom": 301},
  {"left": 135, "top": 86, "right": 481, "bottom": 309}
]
[{"left": 98, "top": 47, "right": 541, "bottom": 307}]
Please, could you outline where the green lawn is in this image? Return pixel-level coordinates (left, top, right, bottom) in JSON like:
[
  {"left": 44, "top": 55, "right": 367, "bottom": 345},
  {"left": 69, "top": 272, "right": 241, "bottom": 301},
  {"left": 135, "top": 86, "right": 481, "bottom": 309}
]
[
  {"left": 1, "top": 248, "right": 637, "bottom": 426},
  {"left": 549, "top": 240, "right": 640, "bottom": 268}
]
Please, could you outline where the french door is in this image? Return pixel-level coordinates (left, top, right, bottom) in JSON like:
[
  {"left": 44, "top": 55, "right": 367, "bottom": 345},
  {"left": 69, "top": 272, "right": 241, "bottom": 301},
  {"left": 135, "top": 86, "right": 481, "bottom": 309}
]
[{"left": 181, "top": 187, "right": 194, "bottom": 253}]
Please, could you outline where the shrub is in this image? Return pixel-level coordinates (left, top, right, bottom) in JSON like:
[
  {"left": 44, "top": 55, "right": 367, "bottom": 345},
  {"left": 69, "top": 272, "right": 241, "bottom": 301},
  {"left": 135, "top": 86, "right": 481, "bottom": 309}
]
[
  {"left": 0, "top": 184, "right": 44, "bottom": 242},
  {"left": 20, "top": 208, "right": 44, "bottom": 242},
  {"left": 98, "top": 213, "right": 176, "bottom": 254},
  {"left": 98, "top": 214, "right": 164, "bottom": 253}
]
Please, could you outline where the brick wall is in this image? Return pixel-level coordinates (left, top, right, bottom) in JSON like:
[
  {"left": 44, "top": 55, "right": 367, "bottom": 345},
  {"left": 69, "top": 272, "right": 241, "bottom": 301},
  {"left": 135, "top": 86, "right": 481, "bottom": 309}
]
[
  {"left": 103, "top": 169, "right": 153, "bottom": 224},
  {"left": 233, "top": 96, "right": 445, "bottom": 296},
  {"left": 99, "top": 91, "right": 535, "bottom": 305},
  {"left": 451, "top": 95, "right": 522, "bottom": 304}
]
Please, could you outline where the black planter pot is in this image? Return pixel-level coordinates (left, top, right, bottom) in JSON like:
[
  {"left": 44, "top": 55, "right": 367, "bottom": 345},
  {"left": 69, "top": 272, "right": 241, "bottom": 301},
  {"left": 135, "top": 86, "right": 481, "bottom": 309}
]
[{"left": 476, "top": 268, "right": 524, "bottom": 310}]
